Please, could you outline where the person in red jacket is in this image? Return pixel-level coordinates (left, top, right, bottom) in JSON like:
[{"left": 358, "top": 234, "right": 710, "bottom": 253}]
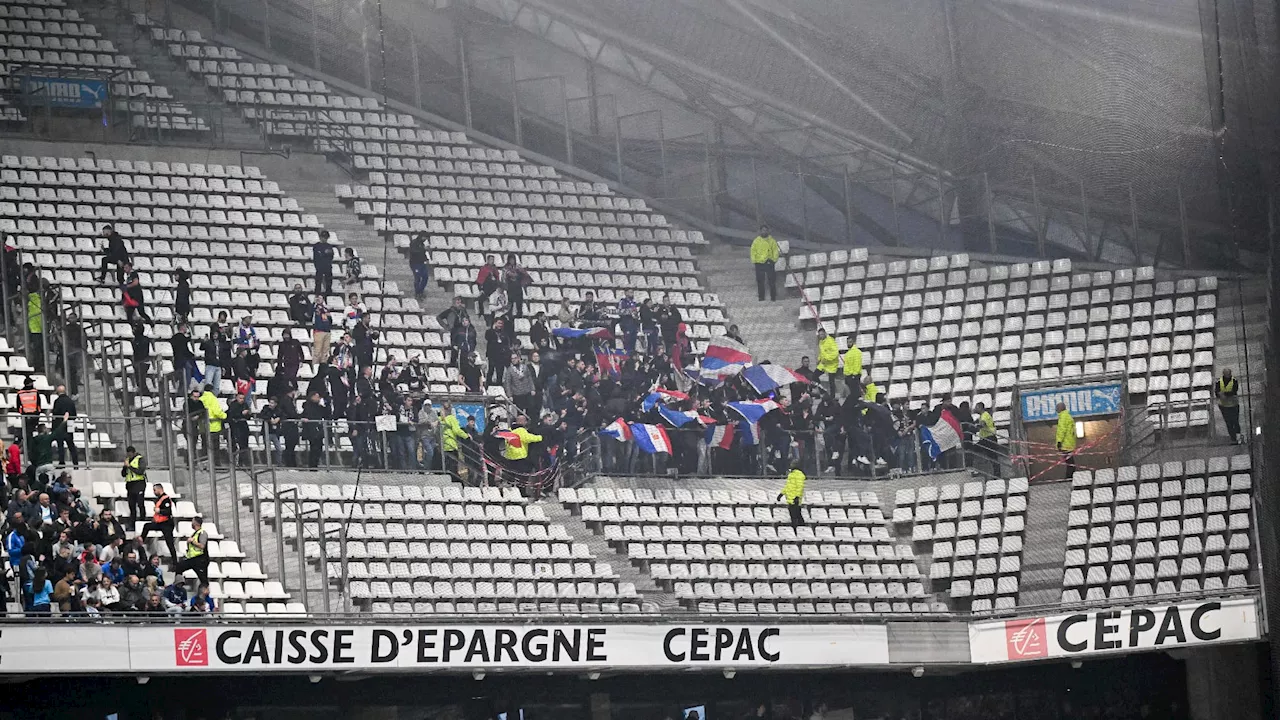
[
  {"left": 476, "top": 255, "right": 501, "bottom": 304},
  {"left": 4, "top": 437, "right": 22, "bottom": 488}
]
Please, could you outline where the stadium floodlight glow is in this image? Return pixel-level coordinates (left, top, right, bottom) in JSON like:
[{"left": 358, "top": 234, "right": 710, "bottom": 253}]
[
  {"left": 473, "top": 670, "right": 486, "bottom": 681},
  {"left": 309, "top": 675, "right": 322, "bottom": 684},
  {"left": 911, "top": 666, "right": 924, "bottom": 678},
  {"left": 723, "top": 669, "right": 737, "bottom": 679}
]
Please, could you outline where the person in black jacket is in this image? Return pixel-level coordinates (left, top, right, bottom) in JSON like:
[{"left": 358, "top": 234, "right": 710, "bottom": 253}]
[
  {"left": 485, "top": 318, "right": 511, "bottom": 386},
  {"left": 97, "top": 225, "right": 130, "bottom": 284},
  {"left": 173, "top": 267, "right": 191, "bottom": 323},
  {"left": 277, "top": 331, "right": 304, "bottom": 389},
  {"left": 302, "top": 392, "right": 330, "bottom": 468},
  {"left": 656, "top": 295, "right": 682, "bottom": 352},
  {"left": 278, "top": 389, "right": 300, "bottom": 467},
  {"left": 171, "top": 322, "right": 196, "bottom": 394},
  {"left": 50, "top": 385, "right": 78, "bottom": 468},
  {"left": 131, "top": 321, "right": 152, "bottom": 396},
  {"left": 409, "top": 233, "right": 430, "bottom": 299},
  {"left": 260, "top": 395, "right": 283, "bottom": 465},
  {"left": 287, "top": 283, "right": 312, "bottom": 326},
  {"left": 312, "top": 231, "right": 335, "bottom": 295},
  {"left": 226, "top": 391, "right": 251, "bottom": 466}
]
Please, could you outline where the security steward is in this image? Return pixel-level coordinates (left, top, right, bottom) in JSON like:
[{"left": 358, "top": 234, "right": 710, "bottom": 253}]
[
  {"left": 500, "top": 415, "right": 543, "bottom": 480},
  {"left": 777, "top": 461, "right": 806, "bottom": 527},
  {"left": 1055, "top": 401, "right": 1077, "bottom": 480},
  {"left": 1214, "top": 368, "right": 1241, "bottom": 445},
  {"left": 174, "top": 516, "right": 210, "bottom": 585},
  {"left": 842, "top": 342, "right": 864, "bottom": 396},
  {"left": 17, "top": 376, "right": 39, "bottom": 443},
  {"left": 122, "top": 445, "right": 147, "bottom": 522},
  {"left": 140, "top": 481, "right": 178, "bottom": 562}
]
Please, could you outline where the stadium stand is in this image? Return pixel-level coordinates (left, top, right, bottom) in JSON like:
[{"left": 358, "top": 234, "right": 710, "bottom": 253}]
[
  {"left": 241, "top": 477, "right": 641, "bottom": 614},
  {"left": 0, "top": 0, "right": 207, "bottom": 133},
  {"left": 1064, "top": 456, "right": 1256, "bottom": 602},
  {"left": 789, "top": 248, "right": 1218, "bottom": 429}
]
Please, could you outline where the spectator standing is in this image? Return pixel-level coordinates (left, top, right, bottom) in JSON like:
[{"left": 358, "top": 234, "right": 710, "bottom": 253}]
[
  {"left": 439, "top": 401, "right": 469, "bottom": 480},
  {"left": 975, "top": 401, "right": 998, "bottom": 475},
  {"left": 451, "top": 316, "right": 478, "bottom": 368},
  {"left": 500, "top": 415, "right": 543, "bottom": 480},
  {"left": 777, "top": 461, "right": 805, "bottom": 526},
  {"left": 416, "top": 399, "right": 439, "bottom": 469},
  {"left": 288, "top": 283, "right": 312, "bottom": 326},
  {"left": 16, "top": 376, "right": 39, "bottom": 442},
  {"left": 409, "top": 233, "right": 431, "bottom": 299},
  {"left": 302, "top": 392, "right": 329, "bottom": 467},
  {"left": 130, "top": 321, "right": 152, "bottom": 396},
  {"left": 260, "top": 395, "right": 284, "bottom": 465},
  {"left": 226, "top": 391, "right": 251, "bottom": 465},
  {"left": 278, "top": 330, "right": 304, "bottom": 390},
  {"left": 504, "top": 254, "right": 531, "bottom": 318},
  {"left": 1055, "top": 401, "right": 1077, "bottom": 479},
  {"left": 232, "top": 348, "right": 256, "bottom": 404},
  {"left": 26, "top": 277, "right": 43, "bottom": 371},
  {"left": 640, "top": 299, "right": 660, "bottom": 355},
  {"left": 476, "top": 255, "right": 501, "bottom": 304},
  {"left": 529, "top": 311, "right": 551, "bottom": 352},
  {"left": 201, "top": 322, "right": 224, "bottom": 393},
  {"left": 312, "top": 296, "right": 333, "bottom": 368},
  {"left": 1214, "top": 368, "right": 1241, "bottom": 444},
  {"left": 342, "top": 247, "right": 363, "bottom": 289},
  {"left": 750, "top": 224, "right": 780, "bottom": 301},
  {"left": 486, "top": 318, "right": 511, "bottom": 386},
  {"left": 50, "top": 385, "right": 79, "bottom": 468},
  {"left": 504, "top": 352, "right": 538, "bottom": 418},
  {"left": 97, "top": 224, "right": 131, "bottom": 284},
  {"left": 200, "top": 384, "right": 227, "bottom": 457},
  {"left": 392, "top": 395, "right": 419, "bottom": 470},
  {"left": 121, "top": 262, "right": 152, "bottom": 324},
  {"left": 656, "top": 294, "right": 682, "bottom": 353},
  {"left": 235, "top": 316, "right": 260, "bottom": 353},
  {"left": 436, "top": 296, "right": 470, "bottom": 333},
  {"left": 617, "top": 289, "right": 639, "bottom": 355},
  {"left": 484, "top": 284, "right": 509, "bottom": 327},
  {"left": 460, "top": 351, "right": 484, "bottom": 393},
  {"left": 816, "top": 328, "right": 839, "bottom": 395},
  {"left": 139, "top": 482, "right": 177, "bottom": 562},
  {"left": 842, "top": 341, "right": 863, "bottom": 395},
  {"left": 312, "top": 231, "right": 335, "bottom": 295},
  {"left": 171, "top": 322, "right": 197, "bottom": 394},
  {"left": 173, "top": 267, "right": 191, "bottom": 323}
]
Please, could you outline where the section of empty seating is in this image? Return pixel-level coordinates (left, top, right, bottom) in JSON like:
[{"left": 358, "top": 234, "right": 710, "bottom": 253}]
[
  {"left": 560, "top": 484, "right": 942, "bottom": 614},
  {"left": 791, "top": 250, "right": 1217, "bottom": 428},
  {"left": 241, "top": 480, "right": 640, "bottom": 614},
  {"left": 0, "top": 152, "right": 467, "bottom": 410},
  {"left": 89, "top": 473, "right": 302, "bottom": 614},
  {"left": 1, "top": 0, "right": 205, "bottom": 132},
  {"left": 1063, "top": 456, "right": 1255, "bottom": 602},
  {"left": 892, "top": 478, "right": 1028, "bottom": 612}
]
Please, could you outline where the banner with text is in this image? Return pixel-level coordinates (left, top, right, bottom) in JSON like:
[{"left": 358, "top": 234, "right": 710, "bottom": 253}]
[
  {"left": 21, "top": 76, "right": 108, "bottom": 108},
  {"left": 1020, "top": 382, "right": 1124, "bottom": 423},
  {"left": 0, "top": 623, "right": 889, "bottom": 673},
  {"left": 969, "top": 598, "right": 1260, "bottom": 663}
]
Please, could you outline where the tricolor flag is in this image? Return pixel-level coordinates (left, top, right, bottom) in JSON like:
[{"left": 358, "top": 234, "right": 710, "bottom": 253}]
[
  {"left": 737, "top": 421, "right": 759, "bottom": 446},
  {"left": 741, "top": 364, "right": 810, "bottom": 395},
  {"left": 704, "top": 423, "right": 735, "bottom": 450},
  {"left": 919, "top": 408, "right": 964, "bottom": 460},
  {"left": 655, "top": 388, "right": 690, "bottom": 403},
  {"left": 599, "top": 418, "right": 632, "bottom": 442},
  {"left": 495, "top": 430, "right": 523, "bottom": 450},
  {"left": 552, "top": 326, "right": 612, "bottom": 340},
  {"left": 657, "top": 405, "right": 704, "bottom": 428},
  {"left": 629, "top": 423, "right": 673, "bottom": 454},
  {"left": 595, "top": 346, "right": 627, "bottom": 378},
  {"left": 698, "top": 336, "right": 753, "bottom": 381},
  {"left": 727, "top": 399, "right": 781, "bottom": 424}
]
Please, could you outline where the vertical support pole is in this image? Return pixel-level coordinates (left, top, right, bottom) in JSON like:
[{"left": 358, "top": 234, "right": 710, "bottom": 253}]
[
  {"left": 751, "top": 157, "right": 761, "bottom": 222},
  {"left": 511, "top": 61, "right": 522, "bottom": 147},
  {"left": 656, "top": 111, "right": 667, "bottom": 199},
  {"left": 457, "top": 31, "right": 472, "bottom": 129},
  {"left": 1032, "top": 172, "right": 1046, "bottom": 258},
  {"left": 273, "top": 479, "right": 285, "bottom": 592},
  {"left": 614, "top": 116, "right": 625, "bottom": 184},
  {"left": 409, "top": 32, "right": 422, "bottom": 109},
  {"left": 296, "top": 501, "right": 308, "bottom": 609},
  {"left": 984, "top": 172, "right": 997, "bottom": 253},
  {"left": 936, "top": 174, "right": 946, "bottom": 246},
  {"left": 843, "top": 166, "right": 855, "bottom": 245},
  {"left": 799, "top": 166, "right": 809, "bottom": 242},
  {"left": 341, "top": 530, "right": 350, "bottom": 613},
  {"left": 1081, "top": 179, "right": 1095, "bottom": 260},
  {"left": 0, "top": 238, "right": 11, "bottom": 346},
  {"left": 889, "top": 166, "right": 902, "bottom": 243},
  {"left": 310, "top": 2, "right": 320, "bottom": 69},
  {"left": 1128, "top": 183, "right": 1141, "bottom": 263},
  {"left": 40, "top": 285, "right": 50, "bottom": 382},
  {"left": 585, "top": 61, "right": 600, "bottom": 136},
  {"left": 1178, "top": 185, "right": 1191, "bottom": 265},
  {"left": 704, "top": 130, "right": 714, "bottom": 224},
  {"left": 262, "top": 0, "right": 271, "bottom": 49},
  {"left": 252, "top": 469, "right": 264, "bottom": 568},
  {"left": 561, "top": 77, "right": 573, "bottom": 166}
]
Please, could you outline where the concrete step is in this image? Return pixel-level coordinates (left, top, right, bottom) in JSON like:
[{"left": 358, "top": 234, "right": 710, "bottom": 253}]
[{"left": 542, "top": 502, "right": 677, "bottom": 612}]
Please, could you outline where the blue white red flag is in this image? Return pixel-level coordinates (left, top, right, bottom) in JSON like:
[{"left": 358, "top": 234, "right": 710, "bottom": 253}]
[
  {"left": 599, "top": 418, "right": 632, "bottom": 442},
  {"left": 552, "top": 326, "right": 612, "bottom": 340},
  {"left": 726, "top": 399, "right": 781, "bottom": 424},
  {"left": 629, "top": 423, "right": 673, "bottom": 454},
  {"left": 919, "top": 408, "right": 964, "bottom": 460},
  {"left": 657, "top": 406, "right": 704, "bottom": 427},
  {"left": 595, "top": 345, "right": 627, "bottom": 378},
  {"left": 698, "top": 336, "right": 752, "bottom": 381},
  {"left": 704, "top": 423, "right": 735, "bottom": 450},
  {"left": 737, "top": 421, "right": 759, "bottom": 446},
  {"left": 741, "top": 364, "right": 810, "bottom": 395}
]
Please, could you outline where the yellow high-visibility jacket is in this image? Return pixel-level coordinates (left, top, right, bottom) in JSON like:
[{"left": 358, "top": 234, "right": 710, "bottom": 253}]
[
  {"left": 441, "top": 413, "right": 469, "bottom": 452},
  {"left": 816, "top": 336, "right": 839, "bottom": 374},
  {"left": 978, "top": 411, "right": 997, "bottom": 439},
  {"left": 780, "top": 469, "right": 805, "bottom": 503},
  {"left": 749, "top": 234, "right": 780, "bottom": 264},
  {"left": 1056, "top": 410, "right": 1076, "bottom": 452},
  {"left": 501, "top": 427, "right": 542, "bottom": 461},
  {"left": 842, "top": 345, "right": 863, "bottom": 377},
  {"left": 200, "top": 391, "right": 226, "bottom": 433}
]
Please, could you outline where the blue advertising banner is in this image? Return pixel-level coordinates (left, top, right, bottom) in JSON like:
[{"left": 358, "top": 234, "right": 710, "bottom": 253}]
[
  {"left": 433, "top": 402, "right": 487, "bottom": 432},
  {"left": 21, "top": 76, "right": 107, "bottom": 108},
  {"left": 1021, "top": 383, "right": 1124, "bottom": 422}
]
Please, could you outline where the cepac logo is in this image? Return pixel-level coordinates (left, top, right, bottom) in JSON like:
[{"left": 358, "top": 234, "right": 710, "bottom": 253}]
[
  {"left": 1005, "top": 617, "right": 1048, "bottom": 659},
  {"left": 174, "top": 628, "right": 209, "bottom": 666}
]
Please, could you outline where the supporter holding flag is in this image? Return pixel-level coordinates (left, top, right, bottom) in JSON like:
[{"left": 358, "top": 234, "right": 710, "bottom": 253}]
[
  {"left": 816, "top": 328, "right": 839, "bottom": 395},
  {"left": 742, "top": 363, "right": 810, "bottom": 396},
  {"left": 629, "top": 422, "right": 672, "bottom": 455},
  {"left": 698, "top": 335, "right": 752, "bottom": 383},
  {"left": 750, "top": 223, "right": 780, "bottom": 301},
  {"left": 919, "top": 399, "right": 963, "bottom": 469}
]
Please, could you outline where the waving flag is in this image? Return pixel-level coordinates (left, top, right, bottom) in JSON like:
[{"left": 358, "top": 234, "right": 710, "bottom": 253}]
[
  {"left": 727, "top": 399, "right": 781, "bottom": 424},
  {"left": 629, "top": 423, "right": 672, "bottom": 454},
  {"left": 742, "top": 364, "right": 810, "bottom": 395},
  {"left": 685, "top": 365, "right": 725, "bottom": 388},
  {"left": 495, "top": 431, "right": 522, "bottom": 449},
  {"left": 599, "top": 418, "right": 632, "bottom": 442},
  {"left": 655, "top": 388, "right": 690, "bottom": 403},
  {"left": 553, "top": 326, "right": 612, "bottom": 340},
  {"left": 595, "top": 346, "right": 627, "bottom": 378},
  {"left": 705, "top": 423, "right": 735, "bottom": 450},
  {"left": 919, "top": 408, "right": 963, "bottom": 460},
  {"left": 698, "top": 336, "right": 752, "bottom": 381},
  {"left": 657, "top": 405, "right": 705, "bottom": 427},
  {"left": 737, "top": 421, "right": 759, "bottom": 446}
]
